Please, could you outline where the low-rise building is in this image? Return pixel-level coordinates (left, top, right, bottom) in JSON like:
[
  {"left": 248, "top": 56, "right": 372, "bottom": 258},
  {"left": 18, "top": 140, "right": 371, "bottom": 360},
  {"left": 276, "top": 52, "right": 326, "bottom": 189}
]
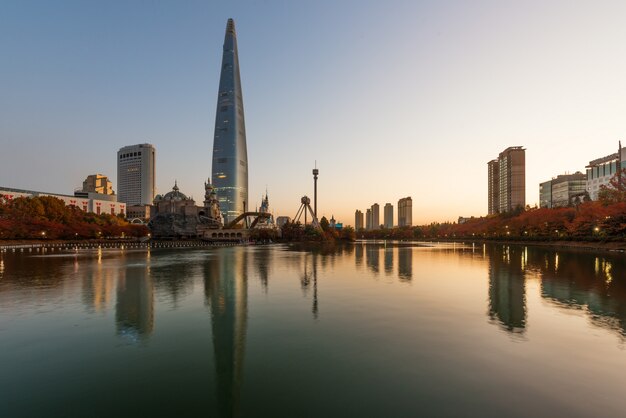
[
  {"left": 586, "top": 145, "right": 625, "bottom": 200},
  {"left": 0, "top": 186, "right": 125, "bottom": 216},
  {"left": 540, "top": 172, "right": 587, "bottom": 208}
]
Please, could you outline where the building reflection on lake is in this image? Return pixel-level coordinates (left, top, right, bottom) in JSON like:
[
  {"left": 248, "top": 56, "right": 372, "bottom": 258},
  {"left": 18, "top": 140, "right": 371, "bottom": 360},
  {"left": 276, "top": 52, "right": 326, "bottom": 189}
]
[
  {"left": 116, "top": 260, "right": 154, "bottom": 341},
  {"left": 487, "top": 245, "right": 527, "bottom": 334},
  {"left": 535, "top": 249, "right": 626, "bottom": 336},
  {"left": 366, "top": 245, "right": 380, "bottom": 274},
  {"left": 203, "top": 248, "right": 248, "bottom": 418},
  {"left": 397, "top": 247, "right": 412, "bottom": 281}
]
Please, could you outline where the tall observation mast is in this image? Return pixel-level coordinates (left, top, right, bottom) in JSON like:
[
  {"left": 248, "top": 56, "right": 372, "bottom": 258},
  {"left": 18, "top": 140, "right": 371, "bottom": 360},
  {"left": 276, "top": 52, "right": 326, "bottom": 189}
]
[{"left": 212, "top": 18, "right": 249, "bottom": 223}]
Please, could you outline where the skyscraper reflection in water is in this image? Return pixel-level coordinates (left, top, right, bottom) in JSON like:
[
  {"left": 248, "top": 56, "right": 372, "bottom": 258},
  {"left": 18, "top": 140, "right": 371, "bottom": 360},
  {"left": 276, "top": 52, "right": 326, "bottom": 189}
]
[
  {"left": 366, "top": 245, "right": 380, "bottom": 274},
  {"left": 487, "top": 245, "right": 526, "bottom": 334},
  {"left": 397, "top": 247, "right": 412, "bottom": 281},
  {"left": 116, "top": 261, "right": 154, "bottom": 342},
  {"left": 204, "top": 248, "right": 248, "bottom": 417}
]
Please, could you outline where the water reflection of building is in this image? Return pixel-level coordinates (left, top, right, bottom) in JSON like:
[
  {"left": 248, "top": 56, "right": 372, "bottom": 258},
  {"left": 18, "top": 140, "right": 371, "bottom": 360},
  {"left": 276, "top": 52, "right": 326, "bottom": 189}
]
[
  {"left": 384, "top": 248, "right": 393, "bottom": 275},
  {"left": 116, "top": 263, "right": 154, "bottom": 341},
  {"left": 82, "top": 259, "right": 115, "bottom": 313},
  {"left": 536, "top": 249, "right": 626, "bottom": 337},
  {"left": 354, "top": 243, "right": 364, "bottom": 268},
  {"left": 487, "top": 245, "right": 526, "bottom": 334},
  {"left": 397, "top": 247, "right": 412, "bottom": 281},
  {"left": 366, "top": 245, "right": 380, "bottom": 274},
  {"left": 204, "top": 248, "right": 248, "bottom": 417}
]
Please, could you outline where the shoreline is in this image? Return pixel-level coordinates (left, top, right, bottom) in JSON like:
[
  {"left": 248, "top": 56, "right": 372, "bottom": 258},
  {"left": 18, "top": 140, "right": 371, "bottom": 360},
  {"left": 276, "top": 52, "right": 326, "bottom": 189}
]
[{"left": 421, "top": 238, "right": 626, "bottom": 253}]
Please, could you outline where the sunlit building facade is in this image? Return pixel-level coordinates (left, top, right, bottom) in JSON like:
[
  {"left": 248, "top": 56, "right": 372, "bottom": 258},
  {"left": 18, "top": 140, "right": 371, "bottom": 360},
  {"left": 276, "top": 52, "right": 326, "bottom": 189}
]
[{"left": 211, "top": 19, "right": 249, "bottom": 223}]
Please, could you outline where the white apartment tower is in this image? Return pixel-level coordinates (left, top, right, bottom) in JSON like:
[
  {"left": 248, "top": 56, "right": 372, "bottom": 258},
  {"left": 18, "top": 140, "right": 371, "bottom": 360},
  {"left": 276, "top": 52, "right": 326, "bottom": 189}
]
[{"left": 117, "top": 144, "right": 156, "bottom": 206}]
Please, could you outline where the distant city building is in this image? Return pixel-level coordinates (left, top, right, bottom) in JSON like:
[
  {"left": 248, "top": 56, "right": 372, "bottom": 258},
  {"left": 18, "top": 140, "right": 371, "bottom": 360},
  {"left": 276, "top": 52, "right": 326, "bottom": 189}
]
[
  {"left": 0, "top": 186, "right": 125, "bottom": 216},
  {"left": 117, "top": 143, "right": 156, "bottom": 206},
  {"left": 487, "top": 159, "right": 500, "bottom": 215},
  {"left": 539, "top": 172, "right": 587, "bottom": 208},
  {"left": 398, "top": 197, "right": 412, "bottom": 227},
  {"left": 276, "top": 216, "right": 291, "bottom": 228},
  {"left": 212, "top": 19, "right": 248, "bottom": 223},
  {"left": 586, "top": 144, "right": 625, "bottom": 200},
  {"left": 355, "top": 210, "right": 364, "bottom": 230},
  {"left": 384, "top": 203, "right": 393, "bottom": 228},
  {"left": 370, "top": 203, "right": 380, "bottom": 230},
  {"left": 366, "top": 208, "right": 372, "bottom": 230},
  {"left": 82, "top": 174, "right": 114, "bottom": 195},
  {"left": 458, "top": 216, "right": 472, "bottom": 224},
  {"left": 487, "top": 146, "right": 525, "bottom": 213}
]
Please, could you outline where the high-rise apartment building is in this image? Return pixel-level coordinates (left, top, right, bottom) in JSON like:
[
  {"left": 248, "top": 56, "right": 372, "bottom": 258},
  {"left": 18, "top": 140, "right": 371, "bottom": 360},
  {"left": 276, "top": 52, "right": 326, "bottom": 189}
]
[
  {"left": 487, "top": 147, "right": 525, "bottom": 214},
  {"left": 384, "top": 203, "right": 393, "bottom": 228},
  {"left": 371, "top": 203, "right": 380, "bottom": 230},
  {"left": 211, "top": 19, "right": 249, "bottom": 223},
  {"left": 355, "top": 210, "right": 364, "bottom": 230},
  {"left": 398, "top": 197, "right": 412, "bottom": 227},
  {"left": 366, "top": 209, "right": 372, "bottom": 230},
  {"left": 82, "top": 174, "right": 114, "bottom": 195},
  {"left": 487, "top": 159, "right": 500, "bottom": 215},
  {"left": 117, "top": 144, "right": 156, "bottom": 206}
]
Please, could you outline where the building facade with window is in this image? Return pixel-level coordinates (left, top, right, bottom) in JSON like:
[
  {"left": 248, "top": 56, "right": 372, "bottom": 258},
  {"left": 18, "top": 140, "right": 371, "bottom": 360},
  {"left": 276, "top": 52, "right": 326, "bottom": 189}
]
[
  {"left": 117, "top": 143, "right": 156, "bottom": 206},
  {"left": 398, "top": 197, "right": 412, "bottom": 227},
  {"left": 586, "top": 145, "right": 625, "bottom": 200},
  {"left": 0, "top": 186, "right": 125, "bottom": 216},
  {"left": 487, "top": 147, "right": 525, "bottom": 214},
  {"left": 354, "top": 210, "right": 364, "bottom": 230},
  {"left": 370, "top": 203, "right": 380, "bottom": 230},
  {"left": 384, "top": 203, "right": 393, "bottom": 228},
  {"left": 539, "top": 172, "right": 587, "bottom": 208}
]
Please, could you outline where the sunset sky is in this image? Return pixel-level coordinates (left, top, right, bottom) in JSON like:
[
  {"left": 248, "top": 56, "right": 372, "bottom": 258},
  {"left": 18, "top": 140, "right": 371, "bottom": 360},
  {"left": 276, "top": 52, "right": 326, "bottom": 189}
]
[{"left": 2, "top": 0, "right": 626, "bottom": 225}]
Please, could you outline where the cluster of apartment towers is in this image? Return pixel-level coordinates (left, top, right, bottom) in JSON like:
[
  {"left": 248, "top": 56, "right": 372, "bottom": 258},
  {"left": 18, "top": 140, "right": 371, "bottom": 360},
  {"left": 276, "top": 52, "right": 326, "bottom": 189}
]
[
  {"left": 488, "top": 142, "right": 625, "bottom": 215},
  {"left": 354, "top": 197, "right": 412, "bottom": 231}
]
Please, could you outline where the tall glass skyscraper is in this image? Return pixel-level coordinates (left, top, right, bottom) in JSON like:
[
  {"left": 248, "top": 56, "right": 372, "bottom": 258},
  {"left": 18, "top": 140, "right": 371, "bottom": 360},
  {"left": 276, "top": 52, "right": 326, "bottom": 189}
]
[{"left": 212, "top": 18, "right": 248, "bottom": 223}]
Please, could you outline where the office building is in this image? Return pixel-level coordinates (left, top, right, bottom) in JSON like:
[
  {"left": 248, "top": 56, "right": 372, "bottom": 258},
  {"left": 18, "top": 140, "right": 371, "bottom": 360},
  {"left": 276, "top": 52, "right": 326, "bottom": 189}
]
[
  {"left": 117, "top": 143, "right": 156, "bottom": 206},
  {"left": 487, "top": 147, "right": 525, "bottom": 214},
  {"left": 355, "top": 210, "right": 364, "bottom": 230},
  {"left": 586, "top": 144, "right": 625, "bottom": 200},
  {"left": 539, "top": 172, "right": 587, "bottom": 208},
  {"left": 211, "top": 19, "right": 249, "bottom": 223},
  {"left": 366, "top": 209, "right": 372, "bottom": 230},
  {"left": 371, "top": 203, "right": 380, "bottom": 230},
  {"left": 384, "top": 203, "right": 393, "bottom": 228},
  {"left": 398, "top": 197, "right": 412, "bottom": 227},
  {"left": 82, "top": 174, "right": 114, "bottom": 195}
]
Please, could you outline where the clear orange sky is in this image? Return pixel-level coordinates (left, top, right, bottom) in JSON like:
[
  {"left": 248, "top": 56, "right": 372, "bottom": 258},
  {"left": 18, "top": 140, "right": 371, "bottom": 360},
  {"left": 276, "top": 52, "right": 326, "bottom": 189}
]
[{"left": 1, "top": 1, "right": 625, "bottom": 226}]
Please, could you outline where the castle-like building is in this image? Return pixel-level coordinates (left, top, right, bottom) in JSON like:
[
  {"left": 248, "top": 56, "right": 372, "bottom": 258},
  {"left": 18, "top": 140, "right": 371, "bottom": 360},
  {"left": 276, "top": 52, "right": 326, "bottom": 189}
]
[{"left": 149, "top": 179, "right": 223, "bottom": 239}]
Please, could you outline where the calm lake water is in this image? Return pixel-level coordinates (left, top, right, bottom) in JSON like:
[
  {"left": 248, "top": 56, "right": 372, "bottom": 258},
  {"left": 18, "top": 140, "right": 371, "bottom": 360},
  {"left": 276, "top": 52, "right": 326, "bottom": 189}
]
[{"left": 1, "top": 242, "right": 626, "bottom": 417}]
